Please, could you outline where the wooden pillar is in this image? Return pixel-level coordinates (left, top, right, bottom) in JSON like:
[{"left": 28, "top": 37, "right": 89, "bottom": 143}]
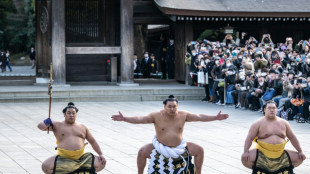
[
  {"left": 174, "top": 22, "right": 186, "bottom": 82},
  {"left": 120, "top": 0, "right": 134, "bottom": 84},
  {"left": 36, "top": 0, "right": 52, "bottom": 79},
  {"left": 51, "top": 0, "right": 66, "bottom": 84},
  {"left": 184, "top": 21, "right": 193, "bottom": 85}
]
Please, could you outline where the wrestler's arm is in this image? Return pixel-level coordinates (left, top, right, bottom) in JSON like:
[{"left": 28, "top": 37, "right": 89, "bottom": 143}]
[
  {"left": 285, "top": 120, "right": 306, "bottom": 160},
  {"left": 112, "top": 111, "right": 154, "bottom": 124},
  {"left": 85, "top": 125, "right": 103, "bottom": 156},
  {"left": 185, "top": 111, "right": 229, "bottom": 122},
  {"left": 243, "top": 121, "right": 259, "bottom": 153},
  {"left": 242, "top": 121, "right": 260, "bottom": 162}
]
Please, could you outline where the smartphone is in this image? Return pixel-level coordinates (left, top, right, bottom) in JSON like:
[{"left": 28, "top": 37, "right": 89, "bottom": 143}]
[{"left": 297, "top": 79, "right": 303, "bottom": 84}]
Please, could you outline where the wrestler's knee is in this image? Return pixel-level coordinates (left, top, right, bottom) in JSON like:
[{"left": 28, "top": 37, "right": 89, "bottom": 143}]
[
  {"left": 286, "top": 150, "right": 304, "bottom": 167},
  {"left": 41, "top": 157, "right": 55, "bottom": 174},
  {"left": 138, "top": 143, "right": 153, "bottom": 159},
  {"left": 187, "top": 142, "right": 204, "bottom": 157},
  {"left": 94, "top": 156, "right": 106, "bottom": 172},
  {"left": 241, "top": 150, "right": 256, "bottom": 169}
]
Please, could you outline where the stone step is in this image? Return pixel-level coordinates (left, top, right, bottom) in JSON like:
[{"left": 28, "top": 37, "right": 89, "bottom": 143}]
[
  {"left": 0, "top": 79, "right": 36, "bottom": 86},
  {"left": 0, "top": 94, "right": 204, "bottom": 103},
  {"left": 0, "top": 88, "right": 205, "bottom": 103},
  {"left": 0, "top": 88, "right": 204, "bottom": 97},
  {"left": 0, "top": 76, "right": 36, "bottom": 86}
]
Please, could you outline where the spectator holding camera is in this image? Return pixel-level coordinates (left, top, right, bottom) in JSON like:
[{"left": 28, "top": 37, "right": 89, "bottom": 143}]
[
  {"left": 285, "top": 37, "right": 294, "bottom": 50},
  {"left": 223, "top": 34, "right": 235, "bottom": 46},
  {"left": 239, "top": 32, "right": 248, "bottom": 47},
  {"left": 261, "top": 34, "right": 274, "bottom": 48},
  {"left": 233, "top": 72, "right": 254, "bottom": 109},
  {"left": 247, "top": 76, "right": 266, "bottom": 111},
  {"left": 200, "top": 55, "right": 212, "bottom": 102},
  {"left": 211, "top": 57, "right": 224, "bottom": 104},
  {"left": 274, "top": 71, "right": 294, "bottom": 108},
  {"left": 291, "top": 78, "right": 305, "bottom": 120},
  {"left": 254, "top": 51, "right": 267, "bottom": 71}
]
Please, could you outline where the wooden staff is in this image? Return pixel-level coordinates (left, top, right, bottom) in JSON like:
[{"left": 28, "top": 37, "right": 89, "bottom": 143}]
[{"left": 47, "top": 63, "right": 53, "bottom": 134}]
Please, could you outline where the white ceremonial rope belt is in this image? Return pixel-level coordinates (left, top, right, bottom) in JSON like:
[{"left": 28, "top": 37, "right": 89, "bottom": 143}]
[{"left": 152, "top": 136, "right": 187, "bottom": 159}]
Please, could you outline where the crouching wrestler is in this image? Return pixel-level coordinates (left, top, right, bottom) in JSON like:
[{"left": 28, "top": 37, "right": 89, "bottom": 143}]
[
  {"left": 38, "top": 102, "right": 106, "bottom": 174},
  {"left": 112, "top": 95, "right": 229, "bottom": 174},
  {"left": 242, "top": 101, "right": 306, "bottom": 174}
]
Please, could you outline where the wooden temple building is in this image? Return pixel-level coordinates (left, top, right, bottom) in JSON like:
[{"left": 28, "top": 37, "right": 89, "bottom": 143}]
[{"left": 35, "top": 0, "right": 310, "bottom": 85}]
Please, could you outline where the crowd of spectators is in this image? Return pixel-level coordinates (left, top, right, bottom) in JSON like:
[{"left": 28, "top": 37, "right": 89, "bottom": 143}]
[{"left": 185, "top": 32, "right": 310, "bottom": 123}]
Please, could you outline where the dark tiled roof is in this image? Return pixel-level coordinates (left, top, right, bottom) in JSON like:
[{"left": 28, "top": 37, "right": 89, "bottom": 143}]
[{"left": 154, "top": 0, "right": 310, "bottom": 16}]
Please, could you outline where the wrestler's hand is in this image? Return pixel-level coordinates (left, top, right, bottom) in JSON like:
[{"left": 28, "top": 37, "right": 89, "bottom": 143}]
[
  {"left": 298, "top": 151, "right": 306, "bottom": 161},
  {"left": 43, "top": 118, "right": 53, "bottom": 126},
  {"left": 216, "top": 111, "right": 229, "bottom": 120},
  {"left": 111, "top": 111, "right": 125, "bottom": 121},
  {"left": 241, "top": 151, "right": 250, "bottom": 162}
]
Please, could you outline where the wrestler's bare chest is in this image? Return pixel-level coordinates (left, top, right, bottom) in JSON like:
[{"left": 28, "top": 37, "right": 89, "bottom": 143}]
[
  {"left": 258, "top": 121, "right": 286, "bottom": 139},
  {"left": 54, "top": 123, "right": 86, "bottom": 142},
  {"left": 154, "top": 112, "right": 186, "bottom": 134}
]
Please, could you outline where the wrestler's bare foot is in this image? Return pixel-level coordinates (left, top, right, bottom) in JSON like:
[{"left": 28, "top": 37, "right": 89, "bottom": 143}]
[
  {"left": 137, "top": 142, "right": 204, "bottom": 174},
  {"left": 286, "top": 149, "right": 305, "bottom": 167},
  {"left": 187, "top": 142, "right": 204, "bottom": 174},
  {"left": 94, "top": 155, "right": 106, "bottom": 172},
  {"left": 241, "top": 149, "right": 257, "bottom": 169},
  {"left": 42, "top": 155, "right": 56, "bottom": 174},
  {"left": 137, "top": 143, "right": 153, "bottom": 174}
]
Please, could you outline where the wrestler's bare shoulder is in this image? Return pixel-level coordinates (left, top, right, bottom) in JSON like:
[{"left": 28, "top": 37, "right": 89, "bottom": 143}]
[
  {"left": 54, "top": 121, "right": 87, "bottom": 130},
  {"left": 255, "top": 117, "right": 288, "bottom": 132},
  {"left": 150, "top": 111, "right": 161, "bottom": 116}
]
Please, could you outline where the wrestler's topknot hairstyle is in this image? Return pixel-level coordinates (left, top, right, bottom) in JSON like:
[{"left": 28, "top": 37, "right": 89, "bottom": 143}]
[
  {"left": 262, "top": 100, "right": 277, "bottom": 115},
  {"left": 163, "top": 95, "right": 178, "bottom": 105},
  {"left": 62, "top": 102, "right": 79, "bottom": 113}
]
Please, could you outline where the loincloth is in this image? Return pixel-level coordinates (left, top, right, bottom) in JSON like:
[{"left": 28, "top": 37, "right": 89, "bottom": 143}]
[
  {"left": 254, "top": 138, "right": 288, "bottom": 159},
  {"left": 56, "top": 143, "right": 87, "bottom": 160},
  {"left": 252, "top": 150, "right": 294, "bottom": 174},
  {"left": 148, "top": 137, "right": 195, "bottom": 174},
  {"left": 53, "top": 152, "right": 96, "bottom": 174}
]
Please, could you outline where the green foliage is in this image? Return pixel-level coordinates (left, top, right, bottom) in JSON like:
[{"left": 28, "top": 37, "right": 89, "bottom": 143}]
[
  {"left": 197, "top": 29, "right": 224, "bottom": 41},
  {"left": 0, "top": 0, "right": 35, "bottom": 53},
  {"left": 24, "top": 0, "right": 35, "bottom": 49},
  {"left": 0, "top": 0, "right": 16, "bottom": 49}
]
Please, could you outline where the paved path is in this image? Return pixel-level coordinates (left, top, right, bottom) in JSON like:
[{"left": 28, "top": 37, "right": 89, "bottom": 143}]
[
  {"left": 0, "top": 66, "right": 35, "bottom": 76},
  {"left": 0, "top": 101, "right": 309, "bottom": 174}
]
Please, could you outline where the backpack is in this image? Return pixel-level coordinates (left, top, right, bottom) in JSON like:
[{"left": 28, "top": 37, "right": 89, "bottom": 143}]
[
  {"left": 276, "top": 106, "right": 284, "bottom": 117},
  {"left": 281, "top": 108, "right": 293, "bottom": 120}
]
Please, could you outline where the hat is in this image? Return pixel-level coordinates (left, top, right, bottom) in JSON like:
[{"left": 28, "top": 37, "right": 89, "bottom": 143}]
[
  {"left": 288, "top": 70, "right": 295, "bottom": 75},
  {"left": 269, "top": 69, "right": 276, "bottom": 74}
]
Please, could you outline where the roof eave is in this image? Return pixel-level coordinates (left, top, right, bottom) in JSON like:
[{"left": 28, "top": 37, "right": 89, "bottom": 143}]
[{"left": 157, "top": 6, "right": 310, "bottom": 18}]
